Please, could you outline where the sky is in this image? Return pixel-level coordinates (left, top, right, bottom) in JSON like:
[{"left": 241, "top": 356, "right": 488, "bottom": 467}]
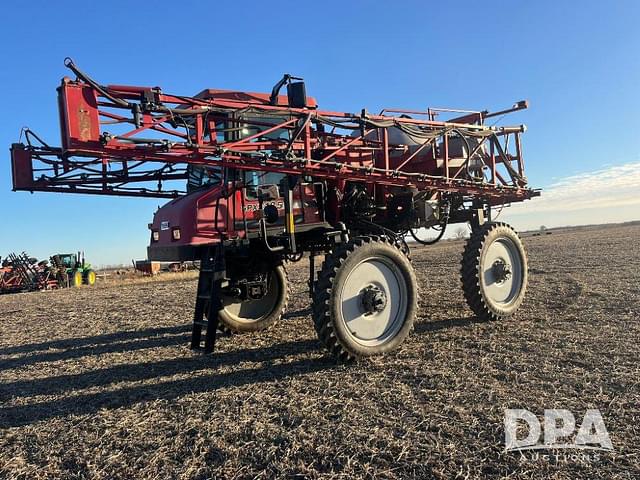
[{"left": 1, "top": 1, "right": 638, "bottom": 266}]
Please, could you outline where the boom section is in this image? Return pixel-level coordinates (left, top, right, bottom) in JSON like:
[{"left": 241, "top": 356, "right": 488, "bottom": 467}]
[{"left": 10, "top": 60, "right": 537, "bottom": 202}]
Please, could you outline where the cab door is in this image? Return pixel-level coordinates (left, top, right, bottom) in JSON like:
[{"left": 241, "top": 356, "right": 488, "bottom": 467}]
[{"left": 237, "top": 172, "right": 324, "bottom": 233}]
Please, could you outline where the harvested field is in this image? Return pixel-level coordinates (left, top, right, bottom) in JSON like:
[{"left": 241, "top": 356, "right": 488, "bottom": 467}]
[{"left": 1, "top": 224, "right": 638, "bottom": 479}]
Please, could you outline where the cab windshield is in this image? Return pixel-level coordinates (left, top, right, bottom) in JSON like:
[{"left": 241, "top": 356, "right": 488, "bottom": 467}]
[{"left": 186, "top": 114, "right": 289, "bottom": 193}]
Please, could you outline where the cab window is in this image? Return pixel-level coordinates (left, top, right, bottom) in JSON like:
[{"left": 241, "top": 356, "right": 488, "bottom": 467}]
[
  {"left": 187, "top": 165, "right": 222, "bottom": 193},
  {"left": 245, "top": 171, "right": 285, "bottom": 200}
]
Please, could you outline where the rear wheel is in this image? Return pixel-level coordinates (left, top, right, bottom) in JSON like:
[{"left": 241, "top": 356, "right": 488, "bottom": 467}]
[
  {"left": 312, "top": 236, "right": 417, "bottom": 361},
  {"left": 206, "top": 264, "right": 289, "bottom": 333},
  {"left": 461, "top": 222, "right": 528, "bottom": 320}
]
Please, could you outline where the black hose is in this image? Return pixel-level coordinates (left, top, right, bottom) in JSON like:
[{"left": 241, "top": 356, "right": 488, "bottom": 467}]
[
  {"left": 409, "top": 222, "right": 447, "bottom": 245},
  {"left": 23, "top": 128, "right": 52, "bottom": 150},
  {"left": 64, "top": 57, "right": 129, "bottom": 108}
]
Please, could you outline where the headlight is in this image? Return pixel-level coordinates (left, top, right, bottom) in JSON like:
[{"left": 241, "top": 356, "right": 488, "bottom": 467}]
[
  {"left": 152, "top": 231, "right": 159, "bottom": 242},
  {"left": 172, "top": 228, "right": 181, "bottom": 241}
]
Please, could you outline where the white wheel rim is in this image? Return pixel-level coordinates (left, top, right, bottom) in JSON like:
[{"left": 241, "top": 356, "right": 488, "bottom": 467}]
[
  {"left": 338, "top": 256, "right": 408, "bottom": 347},
  {"left": 481, "top": 237, "right": 523, "bottom": 305},
  {"left": 222, "top": 274, "right": 279, "bottom": 324}
]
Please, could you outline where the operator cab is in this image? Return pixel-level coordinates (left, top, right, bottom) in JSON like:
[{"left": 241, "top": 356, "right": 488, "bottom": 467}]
[{"left": 55, "top": 253, "right": 79, "bottom": 268}]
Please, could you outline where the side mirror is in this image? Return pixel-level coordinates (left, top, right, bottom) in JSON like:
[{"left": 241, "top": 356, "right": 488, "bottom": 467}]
[
  {"left": 257, "top": 184, "right": 280, "bottom": 201},
  {"left": 287, "top": 81, "right": 307, "bottom": 108}
]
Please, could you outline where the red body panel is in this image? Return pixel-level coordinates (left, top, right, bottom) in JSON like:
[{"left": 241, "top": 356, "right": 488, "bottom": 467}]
[
  {"left": 58, "top": 78, "right": 101, "bottom": 150},
  {"left": 148, "top": 182, "right": 323, "bottom": 261},
  {"left": 195, "top": 88, "right": 318, "bottom": 108},
  {"left": 10, "top": 145, "right": 33, "bottom": 191}
]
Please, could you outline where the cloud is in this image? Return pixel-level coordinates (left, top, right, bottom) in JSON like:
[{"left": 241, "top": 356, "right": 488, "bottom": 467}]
[
  {"left": 501, "top": 161, "right": 640, "bottom": 229},
  {"left": 508, "top": 162, "right": 640, "bottom": 214}
]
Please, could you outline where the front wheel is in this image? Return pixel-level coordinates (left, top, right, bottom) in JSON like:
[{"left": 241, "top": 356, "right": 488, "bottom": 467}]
[
  {"left": 84, "top": 269, "right": 97, "bottom": 286},
  {"left": 312, "top": 236, "right": 418, "bottom": 361},
  {"left": 461, "top": 222, "right": 528, "bottom": 320},
  {"left": 206, "top": 264, "right": 289, "bottom": 333}
]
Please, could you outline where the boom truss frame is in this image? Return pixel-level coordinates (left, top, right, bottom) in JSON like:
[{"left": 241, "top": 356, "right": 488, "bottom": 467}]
[{"left": 10, "top": 60, "right": 539, "bottom": 204}]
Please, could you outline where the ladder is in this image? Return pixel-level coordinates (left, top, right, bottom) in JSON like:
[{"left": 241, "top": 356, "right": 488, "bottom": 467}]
[{"left": 190, "top": 244, "right": 226, "bottom": 353}]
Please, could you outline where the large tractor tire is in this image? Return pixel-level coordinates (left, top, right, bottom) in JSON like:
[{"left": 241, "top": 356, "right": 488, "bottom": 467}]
[
  {"left": 461, "top": 222, "right": 528, "bottom": 321},
  {"left": 206, "top": 264, "right": 289, "bottom": 334},
  {"left": 312, "top": 236, "right": 418, "bottom": 361},
  {"left": 84, "top": 269, "right": 97, "bottom": 286},
  {"left": 70, "top": 270, "right": 83, "bottom": 287}
]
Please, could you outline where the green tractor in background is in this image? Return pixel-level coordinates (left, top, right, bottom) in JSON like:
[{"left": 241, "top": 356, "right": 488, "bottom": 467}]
[{"left": 50, "top": 252, "right": 96, "bottom": 287}]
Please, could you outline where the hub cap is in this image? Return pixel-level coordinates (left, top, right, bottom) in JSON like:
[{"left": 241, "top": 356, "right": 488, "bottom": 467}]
[
  {"left": 339, "top": 256, "right": 408, "bottom": 346},
  {"left": 360, "top": 285, "right": 388, "bottom": 314},
  {"left": 491, "top": 259, "right": 512, "bottom": 283}
]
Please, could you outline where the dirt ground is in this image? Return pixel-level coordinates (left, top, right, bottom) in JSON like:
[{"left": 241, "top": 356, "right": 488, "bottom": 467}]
[{"left": 1, "top": 224, "right": 638, "bottom": 479}]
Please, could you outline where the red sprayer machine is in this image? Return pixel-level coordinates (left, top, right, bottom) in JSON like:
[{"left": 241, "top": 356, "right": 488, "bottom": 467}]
[{"left": 10, "top": 59, "right": 539, "bottom": 360}]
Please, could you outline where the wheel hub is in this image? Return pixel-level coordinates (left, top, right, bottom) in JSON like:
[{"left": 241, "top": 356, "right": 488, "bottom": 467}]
[
  {"left": 360, "top": 285, "right": 387, "bottom": 315},
  {"left": 491, "top": 259, "right": 512, "bottom": 283}
]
